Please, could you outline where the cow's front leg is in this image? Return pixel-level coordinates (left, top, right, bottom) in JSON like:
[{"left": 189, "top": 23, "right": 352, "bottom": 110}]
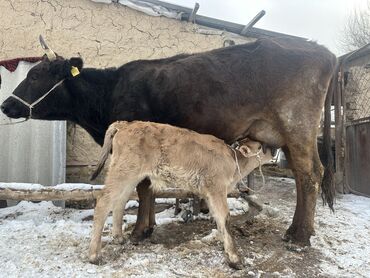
[
  {"left": 282, "top": 145, "right": 322, "bottom": 245},
  {"left": 131, "top": 178, "right": 155, "bottom": 243},
  {"left": 148, "top": 191, "right": 156, "bottom": 236}
]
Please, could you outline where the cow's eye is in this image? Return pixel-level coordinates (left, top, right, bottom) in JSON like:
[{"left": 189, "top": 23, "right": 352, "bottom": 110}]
[{"left": 30, "top": 74, "right": 38, "bottom": 81}]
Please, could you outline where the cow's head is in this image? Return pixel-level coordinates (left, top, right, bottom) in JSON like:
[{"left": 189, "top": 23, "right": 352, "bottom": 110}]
[{"left": 0, "top": 36, "right": 83, "bottom": 120}]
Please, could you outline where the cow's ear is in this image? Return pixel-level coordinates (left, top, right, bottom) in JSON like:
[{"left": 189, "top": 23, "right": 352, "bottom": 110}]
[
  {"left": 70, "top": 57, "right": 83, "bottom": 71},
  {"left": 67, "top": 57, "right": 83, "bottom": 78}
]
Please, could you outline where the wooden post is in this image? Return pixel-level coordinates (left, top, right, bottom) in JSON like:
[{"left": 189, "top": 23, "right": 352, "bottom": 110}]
[
  {"left": 192, "top": 196, "right": 200, "bottom": 216},
  {"left": 188, "top": 2, "right": 199, "bottom": 23},
  {"left": 0, "top": 200, "right": 7, "bottom": 208},
  {"left": 334, "top": 68, "right": 344, "bottom": 193},
  {"left": 175, "top": 198, "right": 181, "bottom": 215},
  {"left": 247, "top": 172, "right": 255, "bottom": 194}
]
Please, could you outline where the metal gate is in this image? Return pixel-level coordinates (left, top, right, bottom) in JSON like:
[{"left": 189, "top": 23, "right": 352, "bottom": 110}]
[
  {"left": 345, "top": 118, "right": 370, "bottom": 195},
  {"left": 340, "top": 45, "right": 370, "bottom": 196}
]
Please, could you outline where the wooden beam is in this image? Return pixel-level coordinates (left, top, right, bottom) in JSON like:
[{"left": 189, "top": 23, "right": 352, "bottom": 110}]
[
  {"left": 188, "top": 2, "right": 200, "bottom": 23},
  {"left": 334, "top": 68, "right": 344, "bottom": 193},
  {"left": 240, "top": 10, "right": 266, "bottom": 35},
  {"left": 0, "top": 187, "right": 241, "bottom": 202}
]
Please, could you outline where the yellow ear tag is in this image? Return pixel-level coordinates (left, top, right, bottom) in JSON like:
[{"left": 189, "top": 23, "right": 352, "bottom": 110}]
[{"left": 71, "top": 66, "right": 80, "bottom": 77}]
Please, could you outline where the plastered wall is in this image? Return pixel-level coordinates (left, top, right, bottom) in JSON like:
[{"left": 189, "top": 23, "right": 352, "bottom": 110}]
[{"left": 0, "top": 0, "right": 252, "bottom": 183}]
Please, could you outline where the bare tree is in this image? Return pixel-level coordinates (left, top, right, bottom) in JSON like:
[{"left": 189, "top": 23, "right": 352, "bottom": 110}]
[{"left": 341, "top": 2, "right": 370, "bottom": 52}]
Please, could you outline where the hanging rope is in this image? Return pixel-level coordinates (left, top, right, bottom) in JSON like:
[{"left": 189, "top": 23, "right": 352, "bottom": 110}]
[{"left": 230, "top": 145, "right": 265, "bottom": 193}]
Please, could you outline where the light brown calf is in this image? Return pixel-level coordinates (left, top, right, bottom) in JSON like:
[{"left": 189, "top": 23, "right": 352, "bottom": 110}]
[{"left": 89, "top": 121, "right": 272, "bottom": 269}]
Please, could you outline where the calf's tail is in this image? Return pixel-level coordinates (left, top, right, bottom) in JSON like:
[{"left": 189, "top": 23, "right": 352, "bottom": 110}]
[
  {"left": 90, "top": 125, "right": 119, "bottom": 181},
  {"left": 320, "top": 58, "right": 338, "bottom": 211}
]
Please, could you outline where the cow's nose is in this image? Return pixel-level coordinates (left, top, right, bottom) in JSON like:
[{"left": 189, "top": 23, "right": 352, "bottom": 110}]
[{"left": 0, "top": 103, "right": 8, "bottom": 114}]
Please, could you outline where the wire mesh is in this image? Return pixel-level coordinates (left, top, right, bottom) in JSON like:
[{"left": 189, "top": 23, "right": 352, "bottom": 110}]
[{"left": 344, "top": 64, "right": 370, "bottom": 122}]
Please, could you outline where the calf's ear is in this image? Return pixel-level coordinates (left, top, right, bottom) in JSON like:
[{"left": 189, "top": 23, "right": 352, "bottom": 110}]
[{"left": 238, "top": 145, "right": 252, "bottom": 157}]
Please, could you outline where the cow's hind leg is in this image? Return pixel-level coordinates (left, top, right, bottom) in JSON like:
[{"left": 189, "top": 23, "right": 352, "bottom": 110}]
[
  {"left": 206, "top": 189, "right": 243, "bottom": 269},
  {"left": 130, "top": 178, "right": 156, "bottom": 243},
  {"left": 282, "top": 140, "right": 323, "bottom": 245}
]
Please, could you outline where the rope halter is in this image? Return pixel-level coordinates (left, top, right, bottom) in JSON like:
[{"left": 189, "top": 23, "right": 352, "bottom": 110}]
[
  {"left": 230, "top": 141, "right": 266, "bottom": 193},
  {"left": 10, "top": 79, "right": 64, "bottom": 119}
]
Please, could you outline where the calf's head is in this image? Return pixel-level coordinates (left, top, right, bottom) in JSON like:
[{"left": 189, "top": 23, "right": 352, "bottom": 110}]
[
  {"left": 237, "top": 139, "right": 273, "bottom": 172},
  {"left": 0, "top": 37, "right": 83, "bottom": 120}
]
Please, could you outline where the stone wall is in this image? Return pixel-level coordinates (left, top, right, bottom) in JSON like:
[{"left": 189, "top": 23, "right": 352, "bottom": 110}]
[{"left": 0, "top": 0, "right": 252, "bottom": 183}]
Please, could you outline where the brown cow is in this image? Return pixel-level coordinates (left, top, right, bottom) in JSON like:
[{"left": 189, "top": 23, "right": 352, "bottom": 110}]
[{"left": 89, "top": 121, "right": 273, "bottom": 269}]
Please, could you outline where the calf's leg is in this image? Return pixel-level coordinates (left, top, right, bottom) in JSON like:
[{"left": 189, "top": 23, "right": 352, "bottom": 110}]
[
  {"left": 89, "top": 174, "right": 140, "bottom": 263},
  {"left": 89, "top": 191, "right": 113, "bottom": 263},
  {"left": 112, "top": 180, "right": 140, "bottom": 244},
  {"left": 112, "top": 199, "right": 125, "bottom": 244},
  {"left": 206, "top": 189, "right": 242, "bottom": 269}
]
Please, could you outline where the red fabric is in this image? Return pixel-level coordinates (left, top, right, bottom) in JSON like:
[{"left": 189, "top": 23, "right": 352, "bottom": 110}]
[{"left": 0, "top": 57, "right": 42, "bottom": 72}]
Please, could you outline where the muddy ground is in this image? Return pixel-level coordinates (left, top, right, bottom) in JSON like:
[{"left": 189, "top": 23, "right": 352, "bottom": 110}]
[{"left": 104, "top": 176, "right": 324, "bottom": 277}]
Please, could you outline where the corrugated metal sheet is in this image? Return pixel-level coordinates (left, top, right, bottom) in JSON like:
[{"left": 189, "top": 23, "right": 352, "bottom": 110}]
[
  {"left": 0, "top": 61, "right": 66, "bottom": 187},
  {"left": 345, "top": 118, "right": 370, "bottom": 196}
]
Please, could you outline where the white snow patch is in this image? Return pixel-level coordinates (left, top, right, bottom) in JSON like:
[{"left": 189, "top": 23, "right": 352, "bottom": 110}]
[{"left": 0, "top": 182, "right": 103, "bottom": 191}]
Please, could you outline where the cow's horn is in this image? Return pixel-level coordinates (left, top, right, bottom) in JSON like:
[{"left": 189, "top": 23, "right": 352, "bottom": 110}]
[{"left": 39, "top": 35, "right": 57, "bottom": 61}]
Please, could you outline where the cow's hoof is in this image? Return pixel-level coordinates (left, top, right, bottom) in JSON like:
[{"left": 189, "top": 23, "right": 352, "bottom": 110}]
[
  {"left": 283, "top": 227, "right": 312, "bottom": 246},
  {"left": 285, "top": 242, "right": 309, "bottom": 253},
  {"left": 130, "top": 227, "right": 153, "bottom": 244},
  {"left": 143, "top": 227, "right": 154, "bottom": 238},
  {"left": 129, "top": 232, "right": 145, "bottom": 245}
]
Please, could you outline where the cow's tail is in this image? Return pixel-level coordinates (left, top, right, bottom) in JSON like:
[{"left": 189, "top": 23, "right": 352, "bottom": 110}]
[
  {"left": 90, "top": 125, "right": 119, "bottom": 181},
  {"left": 320, "top": 58, "right": 338, "bottom": 212}
]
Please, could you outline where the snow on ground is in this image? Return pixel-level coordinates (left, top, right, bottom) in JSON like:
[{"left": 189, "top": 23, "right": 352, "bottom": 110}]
[
  {"left": 0, "top": 177, "right": 369, "bottom": 277},
  {"left": 0, "top": 183, "right": 104, "bottom": 191}
]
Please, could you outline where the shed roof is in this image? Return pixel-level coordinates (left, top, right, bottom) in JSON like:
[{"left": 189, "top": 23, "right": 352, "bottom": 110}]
[{"left": 95, "top": 0, "right": 306, "bottom": 40}]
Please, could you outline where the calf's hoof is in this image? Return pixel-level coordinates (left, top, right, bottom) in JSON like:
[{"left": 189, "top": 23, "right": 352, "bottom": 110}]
[
  {"left": 112, "top": 235, "right": 125, "bottom": 245},
  {"left": 228, "top": 260, "right": 244, "bottom": 270},
  {"left": 226, "top": 254, "right": 243, "bottom": 270},
  {"left": 89, "top": 253, "right": 101, "bottom": 265}
]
